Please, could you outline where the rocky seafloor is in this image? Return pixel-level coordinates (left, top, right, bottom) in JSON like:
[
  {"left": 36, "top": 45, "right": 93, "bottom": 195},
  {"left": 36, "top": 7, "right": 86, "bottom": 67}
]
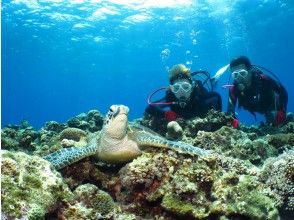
[{"left": 1, "top": 109, "right": 294, "bottom": 220}]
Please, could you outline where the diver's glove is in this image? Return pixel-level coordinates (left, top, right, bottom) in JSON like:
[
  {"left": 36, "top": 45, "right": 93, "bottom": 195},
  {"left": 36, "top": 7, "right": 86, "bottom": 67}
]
[
  {"left": 275, "top": 110, "right": 286, "bottom": 126},
  {"left": 164, "top": 110, "right": 178, "bottom": 122},
  {"left": 232, "top": 118, "right": 239, "bottom": 128}
]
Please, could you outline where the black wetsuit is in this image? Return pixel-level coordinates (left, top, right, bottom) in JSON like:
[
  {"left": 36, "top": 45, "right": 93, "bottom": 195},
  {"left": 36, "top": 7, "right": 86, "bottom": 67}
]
[
  {"left": 227, "top": 68, "right": 288, "bottom": 120},
  {"left": 145, "top": 80, "right": 222, "bottom": 119}
]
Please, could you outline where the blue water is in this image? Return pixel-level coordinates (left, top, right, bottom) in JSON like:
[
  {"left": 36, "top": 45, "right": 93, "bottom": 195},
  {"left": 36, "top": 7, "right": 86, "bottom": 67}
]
[{"left": 2, "top": 0, "right": 294, "bottom": 128}]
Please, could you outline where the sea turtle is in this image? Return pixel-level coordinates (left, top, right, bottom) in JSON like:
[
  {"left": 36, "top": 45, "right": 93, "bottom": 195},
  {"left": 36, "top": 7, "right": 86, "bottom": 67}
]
[{"left": 44, "top": 105, "right": 211, "bottom": 170}]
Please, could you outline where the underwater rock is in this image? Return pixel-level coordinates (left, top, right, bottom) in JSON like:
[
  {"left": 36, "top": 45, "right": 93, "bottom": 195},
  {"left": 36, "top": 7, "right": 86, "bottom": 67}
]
[
  {"left": 117, "top": 151, "right": 278, "bottom": 219},
  {"left": 1, "top": 125, "right": 39, "bottom": 153},
  {"left": 166, "top": 121, "right": 183, "bottom": 140},
  {"left": 59, "top": 160, "right": 113, "bottom": 190},
  {"left": 118, "top": 151, "right": 180, "bottom": 218},
  {"left": 186, "top": 126, "right": 278, "bottom": 165},
  {"left": 1, "top": 150, "right": 72, "bottom": 219},
  {"left": 259, "top": 150, "right": 294, "bottom": 213},
  {"left": 1, "top": 121, "right": 66, "bottom": 156},
  {"left": 141, "top": 110, "right": 233, "bottom": 137},
  {"left": 282, "top": 122, "right": 294, "bottom": 133},
  {"left": 58, "top": 184, "right": 116, "bottom": 219},
  {"left": 286, "top": 112, "right": 294, "bottom": 122},
  {"left": 1, "top": 110, "right": 103, "bottom": 156},
  {"left": 215, "top": 154, "right": 258, "bottom": 176},
  {"left": 43, "top": 121, "right": 67, "bottom": 133},
  {"left": 184, "top": 110, "right": 233, "bottom": 136},
  {"left": 159, "top": 158, "right": 216, "bottom": 219},
  {"left": 33, "top": 128, "right": 64, "bottom": 157},
  {"left": 59, "top": 127, "right": 88, "bottom": 147},
  {"left": 67, "top": 109, "right": 103, "bottom": 132},
  {"left": 1, "top": 128, "right": 19, "bottom": 150},
  {"left": 2, "top": 107, "right": 294, "bottom": 219},
  {"left": 210, "top": 173, "right": 278, "bottom": 220},
  {"left": 266, "top": 133, "right": 294, "bottom": 153},
  {"left": 140, "top": 113, "right": 168, "bottom": 136},
  {"left": 59, "top": 127, "right": 87, "bottom": 142},
  {"left": 119, "top": 152, "right": 178, "bottom": 193}
]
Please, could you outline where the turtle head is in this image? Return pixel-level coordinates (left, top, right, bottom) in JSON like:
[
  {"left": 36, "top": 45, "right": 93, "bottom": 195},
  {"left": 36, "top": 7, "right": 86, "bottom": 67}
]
[{"left": 103, "top": 105, "right": 129, "bottom": 139}]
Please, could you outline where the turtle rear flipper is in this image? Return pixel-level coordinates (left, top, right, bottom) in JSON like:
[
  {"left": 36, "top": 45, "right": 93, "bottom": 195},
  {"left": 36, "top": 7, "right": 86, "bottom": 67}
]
[
  {"left": 43, "top": 145, "right": 97, "bottom": 170},
  {"left": 136, "top": 132, "right": 211, "bottom": 157}
]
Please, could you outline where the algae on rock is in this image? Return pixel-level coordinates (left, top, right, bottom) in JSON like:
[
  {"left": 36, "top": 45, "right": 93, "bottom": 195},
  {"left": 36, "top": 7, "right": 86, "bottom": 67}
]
[{"left": 1, "top": 150, "right": 73, "bottom": 219}]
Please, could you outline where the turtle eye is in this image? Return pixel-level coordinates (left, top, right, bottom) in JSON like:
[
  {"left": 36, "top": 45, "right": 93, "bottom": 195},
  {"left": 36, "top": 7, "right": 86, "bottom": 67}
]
[{"left": 113, "top": 106, "right": 120, "bottom": 118}]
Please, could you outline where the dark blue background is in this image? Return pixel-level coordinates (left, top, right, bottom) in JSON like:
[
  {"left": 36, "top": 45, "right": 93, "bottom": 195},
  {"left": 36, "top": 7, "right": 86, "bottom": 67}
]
[{"left": 2, "top": 0, "right": 294, "bottom": 128}]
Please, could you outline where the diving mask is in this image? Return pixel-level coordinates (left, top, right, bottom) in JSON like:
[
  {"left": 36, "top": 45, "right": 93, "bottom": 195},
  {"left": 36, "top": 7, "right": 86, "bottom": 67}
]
[
  {"left": 232, "top": 69, "right": 249, "bottom": 82},
  {"left": 170, "top": 81, "right": 192, "bottom": 94}
]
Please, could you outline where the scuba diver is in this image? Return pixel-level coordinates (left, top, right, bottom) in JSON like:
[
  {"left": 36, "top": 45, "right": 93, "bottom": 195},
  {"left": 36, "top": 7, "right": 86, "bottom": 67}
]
[
  {"left": 227, "top": 56, "right": 288, "bottom": 127},
  {"left": 145, "top": 64, "right": 222, "bottom": 122}
]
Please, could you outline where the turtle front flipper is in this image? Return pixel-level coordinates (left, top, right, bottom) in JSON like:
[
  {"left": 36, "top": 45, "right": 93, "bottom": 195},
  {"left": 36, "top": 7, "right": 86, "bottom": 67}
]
[
  {"left": 43, "top": 145, "right": 97, "bottom": 170},
  {"left": 136, "top": 132, "right": 211, "bottom": 157}
]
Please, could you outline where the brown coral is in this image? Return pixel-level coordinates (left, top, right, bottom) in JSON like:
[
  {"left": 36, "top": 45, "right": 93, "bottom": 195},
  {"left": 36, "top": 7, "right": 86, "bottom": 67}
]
[
  {"left": 59, "top": 127, "right": 88, "bottom": 147},
  {"left": 58, "top": 184, "right": 116, "bottom": 219}
]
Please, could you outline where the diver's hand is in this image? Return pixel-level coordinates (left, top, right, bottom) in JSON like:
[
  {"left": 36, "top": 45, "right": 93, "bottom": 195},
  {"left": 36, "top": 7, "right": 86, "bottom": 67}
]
[
  {"left": 165, "top": 110, "right": 178, "bottom": 122},
  {"left": 275, "top": 110, "right": 286, "bottom": 126}
]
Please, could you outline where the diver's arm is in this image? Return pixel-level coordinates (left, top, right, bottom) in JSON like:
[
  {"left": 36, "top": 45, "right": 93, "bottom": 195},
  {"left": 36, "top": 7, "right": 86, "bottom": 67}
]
[
  {"left": 145, "top": 97, "right": 167, "bottom": 118},
  {"left": 262, "top": 76, "right": 288, "bottom": 125},
  {"left": 227, "top": 86, "right": 237, "bottom": 117},
  {"left": 145, "top": 105, "right": 165, "bottom": 118},
  {"left": 266, "top": 77, "right": 288, "bottom": 111}
]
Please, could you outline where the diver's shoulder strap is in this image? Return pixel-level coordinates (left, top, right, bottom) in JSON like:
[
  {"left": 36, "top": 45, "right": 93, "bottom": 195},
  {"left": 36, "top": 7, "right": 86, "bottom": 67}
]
[{"left": 194, "top": 80, "right": 208, "bottom": 95}]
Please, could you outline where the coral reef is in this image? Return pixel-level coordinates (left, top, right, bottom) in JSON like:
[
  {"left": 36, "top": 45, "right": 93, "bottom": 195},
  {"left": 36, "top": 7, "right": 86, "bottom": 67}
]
[
  {"left": 266, "top": 133, "right": 294, "bottom": 153},
  {"left": 59, "top": 127, "right": 88, "bottom": 147},
  {"left": 1, "top": 123, "right": 39, "bottom": 153},
  {"left": 198, "top": 124, "right": 293, "bottom": 166},
  {"left": 259, "top": 150, "right": 294, "bottom": 212},
  {"left": 210, "top": 174, "right": 278, "bottom": 220},
  {"left": 57, "top": 184, "right": 116, "bottom": 219},
  {"left": 1, "top": 110, "right": 103, "bottom": 157},
  {"left": 140, "top": 112, "right": 168, "bottom": 136},
  {"left": 43, "top": 120, "right": 67, "bottom": 133},
  {"left": 1, "top": 120, "right": 65, "bottom": 156},
  {"left": 183, "top": 109, "right": 233, "bottom": 136},
  {"left": 59, "top": 160, "right": 114, "bottom": 190},
  {"left": 185, "top": 126, "right": 278, "bottom": 165},
  {"left": 1, "top": 150, "right": 72, "bottom": 219},
  {"left": 1, "top": 109, "right": 294, "bottom": 219},
  {"left": 141, "top": 109, "right": 233, "bottom": 137},
  {"left": 166, "top": 121, "right": 183, "bottom": 140},
  {"left": 67, "top": 109, "right": 103, "bottom": 132},
  {"left": 118, "top": 151, "right": 279, "bottom": 219}
]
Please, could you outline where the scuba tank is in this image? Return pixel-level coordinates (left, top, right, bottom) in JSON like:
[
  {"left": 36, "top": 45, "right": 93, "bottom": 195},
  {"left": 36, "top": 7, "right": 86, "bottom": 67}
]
[
  {"left": 190, "top": 70, "right": 214, "bottom": 92},
  {"left": 252, "top": 65, "right": 282, "bottom": 86}
]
